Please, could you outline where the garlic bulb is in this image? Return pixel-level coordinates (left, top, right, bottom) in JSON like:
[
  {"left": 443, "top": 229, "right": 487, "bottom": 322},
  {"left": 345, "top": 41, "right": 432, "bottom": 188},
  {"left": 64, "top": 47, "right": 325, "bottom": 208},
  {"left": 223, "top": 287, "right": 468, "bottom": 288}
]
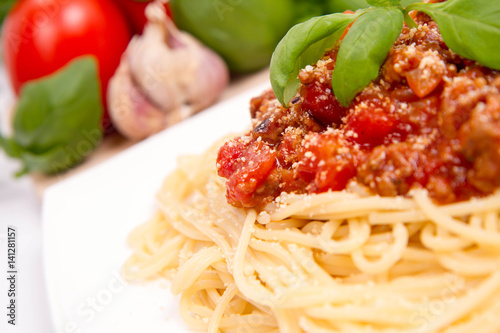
[{"left": 107, "top": 1, "right": 230, "bottom": 140}]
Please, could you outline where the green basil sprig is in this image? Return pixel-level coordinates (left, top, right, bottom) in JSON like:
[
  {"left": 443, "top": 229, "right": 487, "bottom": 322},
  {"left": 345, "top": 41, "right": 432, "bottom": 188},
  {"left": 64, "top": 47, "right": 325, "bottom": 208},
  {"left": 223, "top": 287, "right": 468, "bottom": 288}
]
[
  {"left": 271, "top": 0, "right": 500, "bottom": 108},
  {"left": 332, "top": 7, "right": 403, "bottom": 106},
  {"left": 0, "top": 56, "right": 103, "bottom": 176},
  {"left": 0, "top": 0, "right": 15, "bottom": 25},
  {"left": 270, "top": 12, "right": 362, "bottom": 107}
]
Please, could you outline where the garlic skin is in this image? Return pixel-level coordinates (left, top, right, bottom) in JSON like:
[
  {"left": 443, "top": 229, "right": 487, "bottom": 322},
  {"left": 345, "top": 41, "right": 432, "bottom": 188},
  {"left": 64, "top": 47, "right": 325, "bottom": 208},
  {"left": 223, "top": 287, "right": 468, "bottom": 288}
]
[{"left": 108, "top": 1, "right": 230, "bottom": 140}]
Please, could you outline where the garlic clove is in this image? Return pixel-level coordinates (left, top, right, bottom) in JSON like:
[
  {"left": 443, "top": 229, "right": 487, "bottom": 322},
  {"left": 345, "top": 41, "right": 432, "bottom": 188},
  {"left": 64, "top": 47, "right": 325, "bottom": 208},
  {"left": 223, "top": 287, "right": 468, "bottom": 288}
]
[
  {"left": 126, "top": 25, "right": 184, "bottom": 112},
  {"left": 107, "top": 1, "right": 230, "bottom": 140},
  {"left": 186, "top": 43, "right": 231, "bottom": 111},
  {"left": 107, "top": 57, "right": 168, "bottom": 140}
]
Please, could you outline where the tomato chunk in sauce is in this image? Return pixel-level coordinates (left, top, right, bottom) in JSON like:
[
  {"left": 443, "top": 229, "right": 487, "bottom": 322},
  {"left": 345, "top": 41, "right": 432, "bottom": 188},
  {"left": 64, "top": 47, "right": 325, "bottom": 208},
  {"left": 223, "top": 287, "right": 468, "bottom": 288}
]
[{"left": 217, "top": 12, "right": 500, "bottom": 209}]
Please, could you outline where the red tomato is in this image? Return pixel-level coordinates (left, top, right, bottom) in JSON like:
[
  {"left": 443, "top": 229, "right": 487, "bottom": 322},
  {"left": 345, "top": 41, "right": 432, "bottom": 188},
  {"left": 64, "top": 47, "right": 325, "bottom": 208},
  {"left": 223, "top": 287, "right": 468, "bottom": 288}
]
[{"left": 1, "top": 0, "right": 132, "bottom": 123}]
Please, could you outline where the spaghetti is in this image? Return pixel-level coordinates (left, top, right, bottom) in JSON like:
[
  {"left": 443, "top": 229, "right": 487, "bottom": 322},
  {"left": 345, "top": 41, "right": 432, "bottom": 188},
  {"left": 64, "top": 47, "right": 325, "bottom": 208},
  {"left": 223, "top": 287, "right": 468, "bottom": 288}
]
[
  {"left": 123, "top": 3, "right": 500, "bottom": 332},
  {"left": 122, "top": 142, "right": 500, "bottom": 332}
]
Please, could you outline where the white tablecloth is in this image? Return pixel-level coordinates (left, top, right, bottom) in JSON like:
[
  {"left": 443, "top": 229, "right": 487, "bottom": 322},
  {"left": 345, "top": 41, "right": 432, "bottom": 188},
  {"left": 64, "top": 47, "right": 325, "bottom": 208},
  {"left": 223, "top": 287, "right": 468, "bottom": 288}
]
[{"left": 0, "top": 64, "right": 53, "bottom": 332}]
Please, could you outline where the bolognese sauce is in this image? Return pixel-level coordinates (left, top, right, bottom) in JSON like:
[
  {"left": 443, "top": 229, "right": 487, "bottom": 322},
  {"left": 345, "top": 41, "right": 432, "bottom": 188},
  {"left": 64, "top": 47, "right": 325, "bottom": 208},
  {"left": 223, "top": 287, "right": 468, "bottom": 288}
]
[{"left": 216, "top": 11, "right": 500, "bottom": 209}]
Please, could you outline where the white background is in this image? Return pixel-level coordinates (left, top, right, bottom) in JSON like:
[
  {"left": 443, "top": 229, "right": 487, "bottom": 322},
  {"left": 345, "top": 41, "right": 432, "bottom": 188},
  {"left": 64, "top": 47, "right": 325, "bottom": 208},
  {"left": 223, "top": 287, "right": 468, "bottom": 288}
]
[{"left": 0, "top": 63, "right": 54, "bottom": 332}]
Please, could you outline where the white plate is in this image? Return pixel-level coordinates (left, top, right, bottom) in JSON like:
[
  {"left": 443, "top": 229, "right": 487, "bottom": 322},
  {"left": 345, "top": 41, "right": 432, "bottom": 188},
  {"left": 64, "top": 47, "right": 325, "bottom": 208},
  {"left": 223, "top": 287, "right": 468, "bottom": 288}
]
[{"left": 42, "top": 83, "right": 270, "bottom": 333}]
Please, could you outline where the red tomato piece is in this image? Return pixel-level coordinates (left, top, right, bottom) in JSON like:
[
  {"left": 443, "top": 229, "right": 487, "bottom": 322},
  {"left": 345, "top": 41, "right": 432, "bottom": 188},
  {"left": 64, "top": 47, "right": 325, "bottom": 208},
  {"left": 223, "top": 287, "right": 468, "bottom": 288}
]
[
  {"left": 225, "top": 140, "right": 276, "bottom": 207},
  {"left": 314, "top": 161, "right": 356, "bottom": 192},
  {"left": 345, "top": 105, "right": 398, "bottom": 148},
  {"left": 405, "top": 66, "right": 444, "bottom": 98},
  {"left": 217, "top": 138, "right": 250, "bottom": 179},
  {"left": 297, "top": 132, "right": 357, "bottom": 193},
  {"left": 301, "top": 82, "right": 347, "bottom": 126}
]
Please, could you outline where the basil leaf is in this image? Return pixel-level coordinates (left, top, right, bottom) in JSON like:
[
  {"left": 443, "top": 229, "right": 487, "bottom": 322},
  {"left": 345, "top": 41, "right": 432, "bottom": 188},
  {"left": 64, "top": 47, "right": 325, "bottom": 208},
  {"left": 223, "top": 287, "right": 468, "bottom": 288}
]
[
  {"left": 367, "top": 0, "right": 401, "bottom": 7},
  {"left": 17, "top": 144, "right": 68, "bottom": 176},
  {"left": 404, "top": 11, "right": 418, "bottom": 29},
  {"left": 270, "top": 12, "right": 361, "bottom": 106},
  {"left": 0, "top": 136, "right": 20, "bottom": 159},
  {"left": 332, "top": 7, "right": 403, "bottom": 106},
  {"left": 3, "top": 56, "right": 103, "bottom": 175},
  {"left": 406, "top": 0, "right": 500, "bottom": 70},
  {"left": 0, "top": 0, "right": 15, "bottom": 25}
]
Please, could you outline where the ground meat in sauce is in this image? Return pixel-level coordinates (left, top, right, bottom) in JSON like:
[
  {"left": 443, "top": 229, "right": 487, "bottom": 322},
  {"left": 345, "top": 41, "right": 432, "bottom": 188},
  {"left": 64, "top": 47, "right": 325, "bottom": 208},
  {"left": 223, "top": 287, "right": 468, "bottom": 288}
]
[{"left": 216, "top": 9, "right": 500, "bottom": 209}]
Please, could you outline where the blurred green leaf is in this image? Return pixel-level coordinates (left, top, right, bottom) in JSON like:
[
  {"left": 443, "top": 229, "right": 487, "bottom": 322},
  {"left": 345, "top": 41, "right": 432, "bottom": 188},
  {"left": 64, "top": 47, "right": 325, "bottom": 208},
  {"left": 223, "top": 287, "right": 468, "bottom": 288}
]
[
  {"left": 0, "top": 0, "right": 16, "bottom": 26},
  {"left": 170, "top": 0, "right": 296, "bottom": 73},
  {"left": 0, "top": 56, "right": 103, "bottom": 175},
  {"left": 292, "top": 0, "right": 328, "bottom": 24}
]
